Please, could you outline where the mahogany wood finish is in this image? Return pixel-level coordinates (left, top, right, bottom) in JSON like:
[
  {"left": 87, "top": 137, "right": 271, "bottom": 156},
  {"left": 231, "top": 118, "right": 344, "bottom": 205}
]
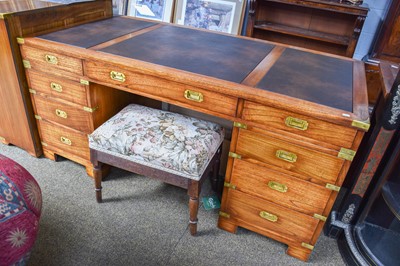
[
  {"left": 370, "top": 0, "right": 400, "bottom": 63},
  {"left": 246, "top": 0, "right": 368, "bottom": 57},
  {"left": 18, "top": 17, "right": 369, "bottom": 261},
  {"left": 90, "top": 145, "right": 223, "bottom": 236},
  {"left": 0, "top": 0, "right": 112, "bottom": 157}
]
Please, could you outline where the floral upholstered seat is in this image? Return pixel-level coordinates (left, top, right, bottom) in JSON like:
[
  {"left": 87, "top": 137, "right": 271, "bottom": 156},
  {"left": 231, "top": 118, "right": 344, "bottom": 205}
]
[
  {"left": 89, "top": 104, "right": 225, "bottom": 235},
  {"left": 89, "top": 104, "right": 225, "bottom": 180}
]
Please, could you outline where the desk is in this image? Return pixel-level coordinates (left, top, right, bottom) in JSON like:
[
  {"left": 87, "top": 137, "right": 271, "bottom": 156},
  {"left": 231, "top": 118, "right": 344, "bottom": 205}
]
[{"left": 18, "top": 16, "right": 369, "bottom": 261}]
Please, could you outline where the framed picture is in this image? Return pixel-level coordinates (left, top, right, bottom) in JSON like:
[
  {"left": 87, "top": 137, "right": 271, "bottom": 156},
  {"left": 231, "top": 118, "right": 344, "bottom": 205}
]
[
  {"left": 127, "top": 0, "right": 175, "bottom": 22},
  {"left": 174, "top": 0, "right": 246, "bottom": 34}
]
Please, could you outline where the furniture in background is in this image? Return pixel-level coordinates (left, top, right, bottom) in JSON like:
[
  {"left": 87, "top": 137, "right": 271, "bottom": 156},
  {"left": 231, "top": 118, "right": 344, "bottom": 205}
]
[
  {"left": 0, "top": 0, "right": 112, "bottom": 157},
  {"left": 18, "top": 16, "right": 369, "bottom": 261},
  {"left": 0, "top": 154, "right": 42, "bottom": 265},
  {"left": 331, "top": 62, "right": 400, "bottom": 265},
  {"left": 245, "top": 0, "right": 368, "bottom": 57},
  {"left": 89, "top": 104, "right": 224, "bottom": 235},
  {"left": 370, "top": 0, "right": 400, "bottom": 63}
]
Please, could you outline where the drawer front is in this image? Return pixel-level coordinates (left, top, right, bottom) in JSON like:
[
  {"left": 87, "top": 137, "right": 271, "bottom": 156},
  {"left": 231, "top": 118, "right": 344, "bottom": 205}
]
[
  {"left": 22, "top": 45, "right": 83, "bottom": 77},
  {"left": 224, "top": 189, "right": 319, "bottom": 245},
  {"left": 230, "top": 159, "right": 331, "bottom": 215},
  {"left": 235, "top": 129, "right": 344, "bottom": 184},
  {"left": 84, "top": 60, "right": 237, "bottom": 118},
  {"left": 242, "top": 101, "right": 357, "bottom": 149},
  {"left": 33, "top": 95, "right": 92, "bottom": 133},
  {"left": 27, "top": 70, "right": 88, "bottom": 106},
  {"left": 38, "top": 120, "right": 89, "bottom": 160}
]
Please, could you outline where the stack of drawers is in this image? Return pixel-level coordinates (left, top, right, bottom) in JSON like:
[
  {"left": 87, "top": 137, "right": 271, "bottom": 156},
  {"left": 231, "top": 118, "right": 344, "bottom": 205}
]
[
  {"left": 218, "top": 100, "right": 362, "bottom": 261},
  {"left": 20, "top": 44, "right": 134, "bottom": 176}
]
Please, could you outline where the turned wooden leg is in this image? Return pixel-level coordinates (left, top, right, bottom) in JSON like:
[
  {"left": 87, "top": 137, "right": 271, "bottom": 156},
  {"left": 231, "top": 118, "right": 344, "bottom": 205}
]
[
  {"left": 93, "top": 163, "right": 103, "bottom": 203},
  {"left": 189, "top": 196, "right": 199, "bottom": 236}
]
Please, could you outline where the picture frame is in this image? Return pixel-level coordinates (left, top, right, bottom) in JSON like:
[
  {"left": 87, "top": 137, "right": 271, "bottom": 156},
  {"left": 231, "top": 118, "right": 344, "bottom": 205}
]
[
  {"left": 127, "top": 0, "right": 175, "bottom": 22},
  {"left": 174, "top": 0, "right": 246, "bottom": 35}
]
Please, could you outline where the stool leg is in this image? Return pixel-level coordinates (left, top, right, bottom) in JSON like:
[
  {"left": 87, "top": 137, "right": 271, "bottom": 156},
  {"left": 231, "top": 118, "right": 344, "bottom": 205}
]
[
  {"left": 93, "top": 163, "right": 103, "bottom": 203},
  {"left": 189, "top": 196, "right": 199, "bottom": 236}
]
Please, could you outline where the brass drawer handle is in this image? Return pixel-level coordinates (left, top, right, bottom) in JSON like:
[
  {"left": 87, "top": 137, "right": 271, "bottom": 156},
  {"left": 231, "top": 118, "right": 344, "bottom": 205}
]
[
  {"left": 276, "top": 150, "right": 297, "bottom": 163},
  {"left": 50, "top": 82, "right": 63, "bottom": 92},
  {"left": 268, "top": 181, "right": 288, "bottom": 193},
  {"left": 55, "top": 109, "right": 67, "bottom": 119},
  {"left": 110, "top": 71, "right": 126, "bottom": 82},
  {"left": 259, "top": 211, "right": 278, "bottom": 222},
  {"left": 45, "top": 54, "right": 58, "bottom": 64},
  {"left": 285, "top": 116, "right": 308, "bottom": 131},
  {"left": 60, "top": 136, "right": 71, "bottom": 146},
  {"left": 184, "top": 90, "right": 204, "bottom": 102}
]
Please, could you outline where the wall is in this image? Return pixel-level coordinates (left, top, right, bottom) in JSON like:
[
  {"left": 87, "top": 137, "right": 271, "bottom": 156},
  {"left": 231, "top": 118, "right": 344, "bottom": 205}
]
[{"left": 353, "top": 0, "right": 391, "bottom": 60}]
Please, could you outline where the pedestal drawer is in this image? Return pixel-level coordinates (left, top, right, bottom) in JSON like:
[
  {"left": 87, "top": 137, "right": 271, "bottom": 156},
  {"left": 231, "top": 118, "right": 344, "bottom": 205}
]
[
  {"left": 27, "top": 70, "right": 88, "bottom": 106},
  {"left": 21, "top": 45, "right": 83, "bottom": 78},
  {"left": 223, "top": 189, "right": 319, "bottom": 246},
  {"left": 38, "top": 120, "right": 89, "bottom": 160},
  {"left": 33, "top": 95, "right": 93, "bottom": 133},
  {"left": 229, "top": 159, "right": 332, "bottom": 216},
  {"left": 235, "top": 129, "right": 345, "bottom": 184},
  {"left": 241, "top": 101, "right": 357, "bottom": 149}
]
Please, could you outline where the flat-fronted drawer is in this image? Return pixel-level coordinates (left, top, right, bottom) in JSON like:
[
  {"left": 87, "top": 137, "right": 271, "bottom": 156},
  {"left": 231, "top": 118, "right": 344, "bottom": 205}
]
[
  {"left": 229, "top": 159, "right": 331, "bottom": 216},
  {"left": 241, "top": 101, "right": 357, "bottom": 149},
  {"left": 38, "top": 120, "right": 89, "bottom": 160},
  {"left": 27, "top": 70, "right": 88, "bottom": 106},
  {"left": 84, "top": 60, "right": 237, "bottom": 118},
  {"left": 223, "top": 189, "right": 319, "bottom": 246},
  {"left": 33, "top": 95, "right": 92, "bottom": 133},
  {"left": 235, "top": 129, "right": 345, "bottom": 184},
  {"left": 21, "top": 45, "right": 83, "bottom": 77}
]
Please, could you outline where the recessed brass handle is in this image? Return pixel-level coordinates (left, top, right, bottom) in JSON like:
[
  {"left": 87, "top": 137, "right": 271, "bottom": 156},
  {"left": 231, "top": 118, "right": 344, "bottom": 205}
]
[
  {"left": 55, "top": 109, "right": 67, "bottom": 119},
  {"left": 276, "top": 150, "right": 297, "bottom": 163},
  {"left": 184, "top": 90, "right": 204, "bottom": 102},
  {"left": 45, "top": 54, "right": 58, "bottom": 64},
  {"left": 285, "top": 116, "right": 308, "bottom": 131},
  {"left": 259, "top": 211, "right": 278, "bottom": 222},
  {"left": 60, "top": 136, "right": 71, "bottom": 146},
  {"left": 50, "top": 82, "right": 63, "bottom": 93},
  {"left": 110, "top": 71, "right": 126, "bottom": 82},
  {"left": 268, "top": 181, "right": 288, "bottom": 193}
]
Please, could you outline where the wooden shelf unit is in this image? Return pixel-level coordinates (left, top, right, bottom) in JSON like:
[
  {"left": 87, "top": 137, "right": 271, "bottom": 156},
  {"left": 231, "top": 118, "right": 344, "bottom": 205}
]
[{"left": 246, "top": 0, "right": 368, "bottom": 57}]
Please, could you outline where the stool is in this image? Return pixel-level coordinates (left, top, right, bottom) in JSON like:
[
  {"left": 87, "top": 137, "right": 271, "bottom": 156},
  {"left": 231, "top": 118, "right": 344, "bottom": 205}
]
[
  {"left": 89, "top": 104, "right": 224, "bottom": 235},
  {"left": 0, "top": 154, "right": 42, "bottom": 265}
]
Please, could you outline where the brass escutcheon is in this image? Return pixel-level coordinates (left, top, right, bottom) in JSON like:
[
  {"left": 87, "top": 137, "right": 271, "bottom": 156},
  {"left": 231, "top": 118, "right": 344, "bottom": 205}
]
[
  {"left": 60, "top": 136, "right": 71, "bottom": 146},
  {"left": 50, "top": 82, "right": 63, "bottom": 92},
  {"left": 45, "top": 54, "right": 58, "bottom": 64},
  {"left": 55, "top": 109, "right": 67, "bottom": 119}
]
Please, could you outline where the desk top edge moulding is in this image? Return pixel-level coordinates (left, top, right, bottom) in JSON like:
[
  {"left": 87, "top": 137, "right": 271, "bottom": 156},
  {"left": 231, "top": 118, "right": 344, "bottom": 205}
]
[
  {"left": 18, "top": 16, "right": 369, "bottom": 261},
  {"left": 0, "top": 0, "right": 112, "bottom": 157}
]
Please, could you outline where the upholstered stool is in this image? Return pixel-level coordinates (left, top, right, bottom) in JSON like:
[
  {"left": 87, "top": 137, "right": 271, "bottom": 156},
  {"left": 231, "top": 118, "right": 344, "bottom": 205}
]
[
  {"left": 0, "top": 154, "right": 42, "bottom": 265},
  {"left": 89, "top": 104, "right": 224, "bottom": 235}
]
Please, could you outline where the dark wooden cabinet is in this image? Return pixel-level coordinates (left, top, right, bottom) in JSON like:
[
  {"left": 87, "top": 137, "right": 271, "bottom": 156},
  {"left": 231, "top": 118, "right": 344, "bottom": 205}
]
[
  {"left": 370, "top": 0, "right": 400, "bottom": 63},
  {"left": 0, "top": 0, "right": 112, "bottom": 157},
  {"left": 245, "top": 0, "right": 368, "bottom": 57}
]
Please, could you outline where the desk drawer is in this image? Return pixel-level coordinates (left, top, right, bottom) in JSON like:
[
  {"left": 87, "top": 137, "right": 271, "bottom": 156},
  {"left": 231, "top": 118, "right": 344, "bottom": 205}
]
[
  {"left": 241, "top": 101, "right": 357, "bottom": 149},
  {"left": 27, "top": 70, "right": 88, "bottom": 106},
  {"left": 229, "top": 159, "right": 331, "bottom": 216},
  {"left": 38, "top": 120, "right": 89, "bottom": 160},
  {"left": 223, "top": 189, "right": 319, "bottom": 245},
  {"left": 33, "top": 95, "right": 92, "bottom": 133},
  {"left": 84, "top": 60, "right": 237, "bottom": 118},
  {"left": 235, "top": 129, "right": 344, "bottom": 184},
  {"left": 21, "top": 45, "right": 83, "bottom": 77}
]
